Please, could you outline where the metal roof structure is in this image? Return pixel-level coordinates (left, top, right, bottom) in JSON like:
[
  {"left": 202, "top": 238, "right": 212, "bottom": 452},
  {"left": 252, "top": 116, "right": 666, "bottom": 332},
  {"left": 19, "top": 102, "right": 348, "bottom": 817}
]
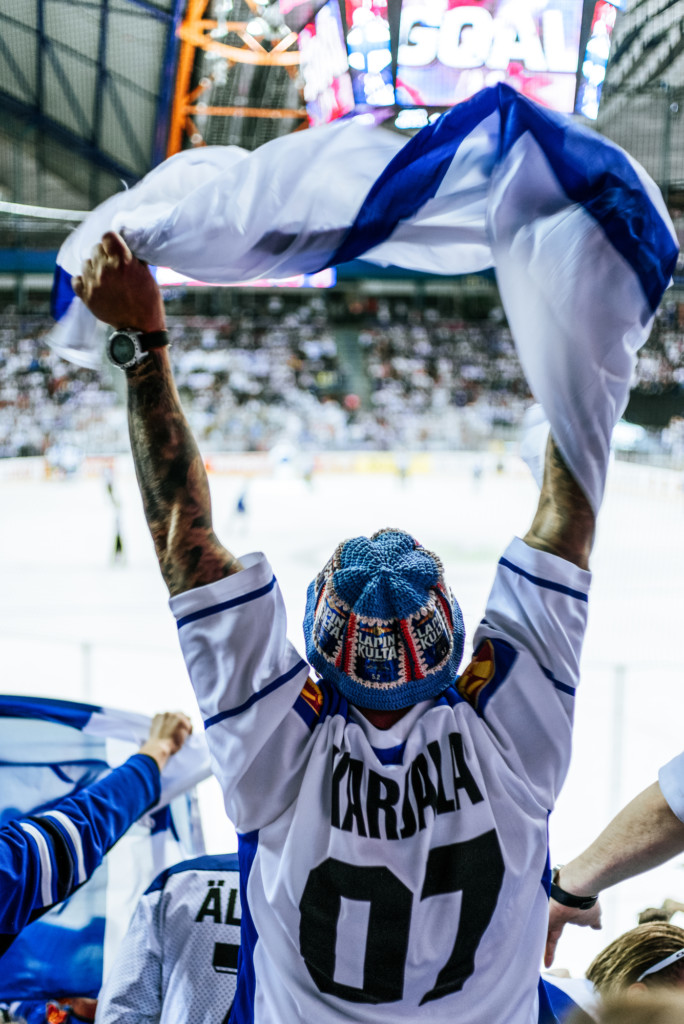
[
  {"left": 0, "top": 0, "right": 682, "bottom": 257},
  {"left": 0, "top": 0, "right": 187, "bottom": 211},
  {"left": 0, "top": 0, "right": 304, "bottom": 221},
  {"left": 597, "top": 0, "right": 684, "bottom": 207}
]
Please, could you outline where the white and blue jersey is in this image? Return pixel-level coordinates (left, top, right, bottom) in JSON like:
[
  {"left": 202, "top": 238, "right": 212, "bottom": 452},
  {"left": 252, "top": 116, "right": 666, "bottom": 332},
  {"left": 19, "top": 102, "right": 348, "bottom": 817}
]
[
  {"left": 170, "top": 536, "right": 591, "bottom": 1024},
  {"left": 97, "top": 854, "right": 241, "bottom": 1024},
  {"left": 659, "top": 750, "right": 684, "bottom": 823},
  {"left": 0, "top": 754, "right": 160, "bottom": 957}
]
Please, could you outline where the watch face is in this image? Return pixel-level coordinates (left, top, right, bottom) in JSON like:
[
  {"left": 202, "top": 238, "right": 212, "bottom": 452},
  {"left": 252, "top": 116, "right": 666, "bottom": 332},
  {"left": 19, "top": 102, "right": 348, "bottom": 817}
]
[{"left": 110, "top": 334, "right": 136, "bottom": 366}]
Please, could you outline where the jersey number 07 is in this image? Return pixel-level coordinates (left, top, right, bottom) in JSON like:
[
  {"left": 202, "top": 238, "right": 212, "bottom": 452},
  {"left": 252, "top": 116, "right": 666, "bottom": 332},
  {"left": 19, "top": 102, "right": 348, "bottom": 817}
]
[{"left": 299, "top": 829, "right": 504, "bottom": 1004}]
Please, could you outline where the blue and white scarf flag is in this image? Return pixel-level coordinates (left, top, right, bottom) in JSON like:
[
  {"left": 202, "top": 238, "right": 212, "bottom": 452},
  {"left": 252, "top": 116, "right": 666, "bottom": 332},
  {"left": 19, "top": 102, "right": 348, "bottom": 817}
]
[
  {"left": 0, "top": 695, "right": 211, "bottom": 1000},
  {"left": 51, "top": 83, "right": 678, "bottom": 515}
]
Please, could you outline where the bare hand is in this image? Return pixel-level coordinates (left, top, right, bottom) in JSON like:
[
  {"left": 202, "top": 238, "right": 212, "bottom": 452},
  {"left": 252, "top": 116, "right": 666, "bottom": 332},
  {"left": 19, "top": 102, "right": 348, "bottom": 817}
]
[
  {"left": 638, "top": 899, "right": 684, "bottom": 925},
  {"left": 545, "top": 897, "right": 602, "bottom": 968},
  {"left": 139, "top": 711, "right": 193, "bottom": 772},
  {"left": 71, "top": 231, "right": 166, "bottom": 333}
]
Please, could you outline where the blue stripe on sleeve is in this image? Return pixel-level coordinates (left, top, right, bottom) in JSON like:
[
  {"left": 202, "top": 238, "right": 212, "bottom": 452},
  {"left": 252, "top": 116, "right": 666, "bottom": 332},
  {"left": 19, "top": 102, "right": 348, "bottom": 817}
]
[
  {"left": 498, "top": 557, "right": 588, "bottom": 602},
  {"left": 176, "top": 576, "right": 277, "bottom": 629},
  {"left": 204, "top": 659, "right": 309, "bottom": 729},
  {"left": 24, "top": 816, "right": 75, "bottom": 904},
  {"left": 539, "top": 665, "right": 576, "bottom": 697}
]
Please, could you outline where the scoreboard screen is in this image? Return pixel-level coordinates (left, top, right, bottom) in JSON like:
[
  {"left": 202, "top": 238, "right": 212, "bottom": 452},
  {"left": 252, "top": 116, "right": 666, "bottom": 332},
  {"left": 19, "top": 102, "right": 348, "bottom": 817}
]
[
  {"left": 294, "top": 0, "right": 618, "bottom": 122},
  {"left": 344, "top": 0, "right": 395, "bottom": 106},
  {"left": 575, "top": 0, "right": 621, "bottom": 119},
  {"left": 299, "top": 0, "right": 355, "bottom": 125},
  {"left": 396, "top": 0, "right": 584, "bottom": 113}
]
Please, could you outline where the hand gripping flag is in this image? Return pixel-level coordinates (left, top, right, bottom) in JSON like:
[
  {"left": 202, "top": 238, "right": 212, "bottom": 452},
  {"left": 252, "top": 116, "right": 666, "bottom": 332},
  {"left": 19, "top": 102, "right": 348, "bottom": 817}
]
[
  {"left": 50, "top": 83, "right": 679, "bottom": 516},
  {"left": 0, "top": 695, "right": 212, "bottom": 1001}
]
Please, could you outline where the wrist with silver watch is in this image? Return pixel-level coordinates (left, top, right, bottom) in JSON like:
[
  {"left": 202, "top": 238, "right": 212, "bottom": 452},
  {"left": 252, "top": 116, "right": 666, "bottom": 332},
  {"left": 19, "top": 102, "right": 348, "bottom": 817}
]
[{"left": 107, "top": 328, "right": 169, "bottom": 370}]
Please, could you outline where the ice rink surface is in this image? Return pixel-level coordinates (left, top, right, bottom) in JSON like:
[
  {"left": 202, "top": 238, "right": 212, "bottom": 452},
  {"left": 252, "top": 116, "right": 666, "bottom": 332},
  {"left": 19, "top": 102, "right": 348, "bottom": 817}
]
[{"left": 2, "top": 449, "right": 684, "bottom": 978}]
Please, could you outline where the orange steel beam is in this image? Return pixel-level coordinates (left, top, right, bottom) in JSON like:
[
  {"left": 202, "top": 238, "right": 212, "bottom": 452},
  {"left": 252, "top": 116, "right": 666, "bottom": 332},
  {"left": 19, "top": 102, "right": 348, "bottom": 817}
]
[
  {"left": 271, "top": 31, "right": 299, "bottom": 52},
  {"left": 177, "top": 23, "right": 301, "bottom": 65},
  {"left": 185, "top": 105, "right": 308, "bottom": 118},
  {"left": 166, "top": 2, "right": 305, "bottom": 158},
  {"left": 167, "top": 0, "right": 211, "bottom": 158},
  {"left": 186, "top": 77, "right": 214, "bottom": 104},
  {"left": 190, "top": 19, "right": 251, "bottom": 32},
  {"left": 237, "top": 30, "right": 269, "bottom": 55},
  {"left": 184, "top": 115, "right": 206, "bottom": 144}
]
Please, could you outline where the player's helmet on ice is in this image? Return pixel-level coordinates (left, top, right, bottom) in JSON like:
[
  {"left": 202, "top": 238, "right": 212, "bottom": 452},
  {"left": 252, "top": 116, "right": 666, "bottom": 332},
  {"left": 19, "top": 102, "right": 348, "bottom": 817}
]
[{"left": 303, "top": 528, "right": 465, "bottom": 710}]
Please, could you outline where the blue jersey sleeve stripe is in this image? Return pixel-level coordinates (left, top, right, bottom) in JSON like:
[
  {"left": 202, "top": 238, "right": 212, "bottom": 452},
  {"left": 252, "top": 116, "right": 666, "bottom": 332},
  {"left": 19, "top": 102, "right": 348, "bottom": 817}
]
[
  {"left": 539, "top": 665, "right": 576, "bottom": 697},
  {"left": 44, "top": 811, "right": 87, "bottom": 885},
  {"left": 204, "top": 659, "right": 309, "bottom": 729},
  {"left": 18, "top": 822, "right": 54, "bottom": 909},
  {"left": 176, "top": 576, "right": 277, "bottom": 630},
  {"left": 25, "top": 816, "right": 75, "bottom": 904},
  {"left": 498, "top": 557, "right": 589, "bottom": 602}
]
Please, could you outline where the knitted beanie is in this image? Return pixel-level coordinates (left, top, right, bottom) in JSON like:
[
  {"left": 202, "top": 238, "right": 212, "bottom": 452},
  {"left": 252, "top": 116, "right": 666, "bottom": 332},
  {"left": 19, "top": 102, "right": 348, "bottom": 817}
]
[{"left": 303, "top": 528, "right": 465, "bottom": 711}]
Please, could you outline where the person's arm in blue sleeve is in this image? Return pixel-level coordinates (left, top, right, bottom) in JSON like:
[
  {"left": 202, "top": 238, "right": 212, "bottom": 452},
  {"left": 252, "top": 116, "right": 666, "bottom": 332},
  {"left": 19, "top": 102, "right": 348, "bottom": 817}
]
[{"left": 0, "top": 711, "right": 192, "bottom": 954}]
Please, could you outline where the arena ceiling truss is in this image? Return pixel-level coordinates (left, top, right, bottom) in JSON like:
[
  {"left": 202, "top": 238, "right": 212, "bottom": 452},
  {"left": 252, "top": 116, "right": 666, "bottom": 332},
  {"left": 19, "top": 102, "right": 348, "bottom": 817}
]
[
  {"left": 0, "top": 0, "right": 682, "bottom": 256},
  {"left": 0, "top": 0, "right": 305, "bottom": 224}
]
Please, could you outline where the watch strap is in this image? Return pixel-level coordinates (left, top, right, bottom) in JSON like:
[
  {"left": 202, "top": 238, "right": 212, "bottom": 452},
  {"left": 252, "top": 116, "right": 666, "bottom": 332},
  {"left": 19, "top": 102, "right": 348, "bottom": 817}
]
[
  {"left": 137, "top": 330, "right": 169, "bottom": 351},
  {"left": 550, "top": 867, "right": 599, "bottom": 910}
]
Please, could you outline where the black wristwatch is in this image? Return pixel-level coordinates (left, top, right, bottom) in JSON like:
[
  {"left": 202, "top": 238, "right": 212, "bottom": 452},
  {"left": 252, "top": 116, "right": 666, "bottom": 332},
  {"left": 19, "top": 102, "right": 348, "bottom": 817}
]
[
  {"left": 550, "top": 865, "right": 599, "bottom": 910},
  {"left": 107, "top": 329, "right": 169, "bottom": 370}
]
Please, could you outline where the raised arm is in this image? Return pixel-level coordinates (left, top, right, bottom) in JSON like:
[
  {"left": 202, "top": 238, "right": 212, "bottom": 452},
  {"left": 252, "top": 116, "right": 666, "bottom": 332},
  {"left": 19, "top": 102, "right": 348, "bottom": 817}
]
[
  {"left": 72, "top": 232, "right": 242, "bottom": 596},
  {"left": 523, "top": 435, "right": 595, "bottom": 570},
  {"left": 0, "top": 711, "right": 191, "bottom": 954}
]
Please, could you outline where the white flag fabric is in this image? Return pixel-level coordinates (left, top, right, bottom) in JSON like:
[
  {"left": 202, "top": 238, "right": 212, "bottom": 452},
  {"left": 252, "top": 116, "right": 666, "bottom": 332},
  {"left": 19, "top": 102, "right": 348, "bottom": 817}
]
[
  {"left": 51, "top": 83, "right": 678, "bottom": 515},
  {"left": 0, "top": 695, "right": 211, "bottom": 1000}
]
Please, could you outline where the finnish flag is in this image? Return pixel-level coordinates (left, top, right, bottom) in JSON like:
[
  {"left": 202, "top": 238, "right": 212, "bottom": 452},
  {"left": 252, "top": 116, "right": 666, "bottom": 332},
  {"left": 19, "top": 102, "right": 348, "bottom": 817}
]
[
  {"left": 0, "top": 695, "right": 211, "bottom": 1000},
  {"left": 50, "top": 84, "right": 679, "bottom": 515}
]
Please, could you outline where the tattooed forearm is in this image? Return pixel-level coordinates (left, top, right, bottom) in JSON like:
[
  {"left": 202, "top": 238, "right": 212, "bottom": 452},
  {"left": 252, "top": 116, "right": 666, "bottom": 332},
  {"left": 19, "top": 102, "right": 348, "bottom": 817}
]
[
  {"left": 126, "top": 349, "right": 242, "bottom": 595},
  {"left": 523, "top": 436, "right": 595, "bottom": 570}
]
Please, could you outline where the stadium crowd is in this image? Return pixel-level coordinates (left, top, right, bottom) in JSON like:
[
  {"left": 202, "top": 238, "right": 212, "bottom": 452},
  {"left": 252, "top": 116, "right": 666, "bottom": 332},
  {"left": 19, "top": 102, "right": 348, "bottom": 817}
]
[
  {"left": 358, "top": 301, "right": 531, "bottom": 446},
  {"left": 1, "top": 293, "right": 683, "bottom": 461}
]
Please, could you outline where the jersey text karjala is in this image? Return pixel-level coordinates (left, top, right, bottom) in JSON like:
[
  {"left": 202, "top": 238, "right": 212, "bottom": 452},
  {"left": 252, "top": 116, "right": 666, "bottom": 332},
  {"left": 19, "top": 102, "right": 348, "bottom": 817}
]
[{"left": 331, "top": 731, "right": 483, "bottom": 840}]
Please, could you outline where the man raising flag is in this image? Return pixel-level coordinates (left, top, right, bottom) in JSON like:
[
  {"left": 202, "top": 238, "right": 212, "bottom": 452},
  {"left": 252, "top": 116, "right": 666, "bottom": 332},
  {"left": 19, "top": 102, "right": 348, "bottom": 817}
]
[{"left": 69, "top": 85, "right": 677, "bottom": 1024}]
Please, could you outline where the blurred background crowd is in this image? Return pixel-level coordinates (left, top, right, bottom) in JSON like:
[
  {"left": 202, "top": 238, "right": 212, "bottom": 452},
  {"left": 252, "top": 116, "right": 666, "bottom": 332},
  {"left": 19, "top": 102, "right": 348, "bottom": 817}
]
[{"left": 2, "top": 291, "right": 683, "bottom": 465}]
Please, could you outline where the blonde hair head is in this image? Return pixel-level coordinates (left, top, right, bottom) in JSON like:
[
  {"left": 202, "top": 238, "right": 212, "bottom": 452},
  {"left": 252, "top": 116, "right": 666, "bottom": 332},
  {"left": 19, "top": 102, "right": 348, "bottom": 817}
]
[{"left": 587, "top": 923, "right": 684, "bottom": 999}]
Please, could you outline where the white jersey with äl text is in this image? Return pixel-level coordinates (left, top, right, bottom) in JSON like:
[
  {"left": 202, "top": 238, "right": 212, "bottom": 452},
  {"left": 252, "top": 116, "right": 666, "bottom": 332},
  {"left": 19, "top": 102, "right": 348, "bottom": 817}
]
[
  {"left": 169, "top": 536, "right": 591, "bottom": 1024},
  {"left": 97, "top": 854, "right": 241, "bottom": 1024}
]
